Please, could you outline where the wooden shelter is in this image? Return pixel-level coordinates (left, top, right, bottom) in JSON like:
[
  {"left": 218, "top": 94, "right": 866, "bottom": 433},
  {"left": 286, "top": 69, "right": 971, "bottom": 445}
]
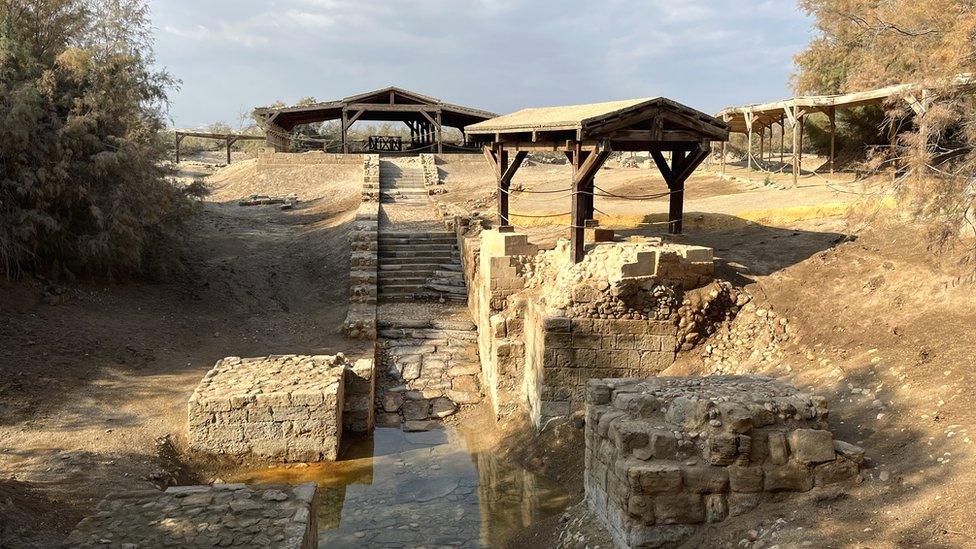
[
  {"left": 466, "top": 97, "right": 729, "bottom": 263},
  {"left": 716, "top": 75, "right": 973, "bottom": 184},
  {"left": 253, "top": 87, "right": 497, "bottom": 154},
  {"left": 173, "top": 131, "right": 265, "bottom": 164}
]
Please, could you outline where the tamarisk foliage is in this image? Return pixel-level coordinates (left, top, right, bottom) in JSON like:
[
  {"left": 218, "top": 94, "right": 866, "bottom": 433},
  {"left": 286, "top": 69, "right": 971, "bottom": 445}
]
[{"left": 0, "top": 0, "right": 186, "bottom": 278}]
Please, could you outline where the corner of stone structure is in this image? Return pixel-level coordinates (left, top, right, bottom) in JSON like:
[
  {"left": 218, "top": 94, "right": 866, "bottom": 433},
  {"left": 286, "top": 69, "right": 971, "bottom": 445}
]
[
  {"left": 584, "top": 376, "right": 864, "bottom": 548},
  {"left": 187, "top": 353, "right": 375, "bottom": 463}
]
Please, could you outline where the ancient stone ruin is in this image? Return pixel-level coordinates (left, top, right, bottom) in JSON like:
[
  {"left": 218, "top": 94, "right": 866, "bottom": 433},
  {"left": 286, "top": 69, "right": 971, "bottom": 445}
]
[
  {"left": 464, "top": 228, "right": 735, "bottom": 427},
  {"left": 584, "top": 376, "right": 864, "bottom": 548},
  {"left": 187, "top": 354, "right": 374, "bottom": 462},
  {"left": 66, "top": 483, "right": 317, "bottom": 548}
]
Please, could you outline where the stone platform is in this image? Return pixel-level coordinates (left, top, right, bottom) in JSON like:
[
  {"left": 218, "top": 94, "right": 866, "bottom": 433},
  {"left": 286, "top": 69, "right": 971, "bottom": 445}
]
[
  {"left": 66, "top": 483, "right": 317, "bottom": 548},
  {"left": 188, "top": 354, "right": 374, "bottom": 462},
  {"left": 585, "top": 376, "right": 864, "bottom": 548}
]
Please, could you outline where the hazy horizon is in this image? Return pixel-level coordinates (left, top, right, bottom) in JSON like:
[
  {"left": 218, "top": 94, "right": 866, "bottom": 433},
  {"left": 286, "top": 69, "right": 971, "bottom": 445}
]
[{"left": 152, "top": 0, "right": 813, "bottom": 129}]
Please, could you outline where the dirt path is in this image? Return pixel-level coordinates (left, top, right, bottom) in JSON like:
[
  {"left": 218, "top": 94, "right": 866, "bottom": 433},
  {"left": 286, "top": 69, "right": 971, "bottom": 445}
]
[{"left": 0, "top": 159, "right": 368, "bottom": 547}]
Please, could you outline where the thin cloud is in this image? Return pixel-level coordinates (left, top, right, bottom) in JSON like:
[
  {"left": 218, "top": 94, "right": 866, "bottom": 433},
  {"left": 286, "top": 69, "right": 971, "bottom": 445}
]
[{"left": 150, "top": 0, "right": 812, "bottom": 127}]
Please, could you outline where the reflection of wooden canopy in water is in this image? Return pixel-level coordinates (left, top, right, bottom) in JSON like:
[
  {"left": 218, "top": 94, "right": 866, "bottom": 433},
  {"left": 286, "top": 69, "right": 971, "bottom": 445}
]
[
  {"left": 173, "top": 131, "right": 265, "bottom": 164},
  {"left": 252, "top": 87, "right": 497, "bottom": 154},
  {"left": 716, "top": 75, "right": 973, "bottom": 184},
  {"left": 466, "top": 97, "right": 729, "bottom": 263}
]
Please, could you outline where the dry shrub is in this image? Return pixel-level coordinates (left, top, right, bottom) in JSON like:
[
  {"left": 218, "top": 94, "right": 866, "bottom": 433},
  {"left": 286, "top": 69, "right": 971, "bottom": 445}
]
[
  {"left": 795, "top": 0, "right": 976, "bottom": 257},
  {"left": 0, "top": 0, "right": 187, "bottom": 279}
]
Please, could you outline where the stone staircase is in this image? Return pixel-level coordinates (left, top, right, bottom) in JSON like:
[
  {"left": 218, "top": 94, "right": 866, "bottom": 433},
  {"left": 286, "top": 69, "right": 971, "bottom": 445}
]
[
  {"left": 378, "top": 232, "right": 467, "bottom": 302},
  {"left": 379, "top": 160, "right": 428, "bottom": 204},
  {"left": 377, "top": 318, "right": 482, "bottom": 428}
]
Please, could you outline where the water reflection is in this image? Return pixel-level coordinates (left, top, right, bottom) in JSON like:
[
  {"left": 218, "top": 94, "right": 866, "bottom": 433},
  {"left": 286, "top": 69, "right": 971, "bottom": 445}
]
[{"left": 228, "top": 426, "right": 570, "bottom": 547}]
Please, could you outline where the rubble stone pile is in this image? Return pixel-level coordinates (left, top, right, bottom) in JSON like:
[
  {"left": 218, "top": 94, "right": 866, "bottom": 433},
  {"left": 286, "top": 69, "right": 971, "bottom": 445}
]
[
  {"left": 585, "top": 376, "right": 863, "bottom": 548},
  {"left": 188, "top": 354, "right": 373, "bottom": 462},
  {"left": 66, "top": 483, "right": 318, "bottom": 548}
]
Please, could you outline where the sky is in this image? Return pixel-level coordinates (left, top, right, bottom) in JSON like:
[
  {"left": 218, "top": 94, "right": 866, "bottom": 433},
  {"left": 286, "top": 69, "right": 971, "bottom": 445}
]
[{"left": 151, "top": 0, "right": 814, "bottom": 129}]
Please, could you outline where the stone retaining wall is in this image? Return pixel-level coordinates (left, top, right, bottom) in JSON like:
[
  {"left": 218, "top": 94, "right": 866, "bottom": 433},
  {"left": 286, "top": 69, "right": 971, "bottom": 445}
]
[
  {"left": 585, "top": 376, "right": 864, "bottom": 548},
  {"left": 67, "top": 483, "right": 317, "bottom": 548},
  {"left": 344, "top": 154, "right": 380, "bottom": 339},
  {"left": 188, "top": 354, "right": 374, "bottom": 462},
  {"left": 463, "top": 229, "right": 721, "bottom": 428}
]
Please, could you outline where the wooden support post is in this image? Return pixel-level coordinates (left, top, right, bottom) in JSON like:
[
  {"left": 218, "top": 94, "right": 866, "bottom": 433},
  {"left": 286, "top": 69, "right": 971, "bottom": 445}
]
[
  {"left": 744, "top": 112, "right": 754, "bottom": 171},
  {"left": 226, "top": 137, "right": 232, "bottom": 165},
  {"left": 779, "top": 116, "right": 785, "bottom": 164},
  {"left": 497, "top": 145, "right": 509, "bottom": 226},
  {"left": 341, "top": 110, "right": 349, "bottom": 154},
  {"left": 759, "top": 126, "right": 765, "bottom": 166},
  {"left": 721, "top": 141, "right": 726, "bottom": 173},
  {"left": 785, "top": 106, "right": 803, "bottom": 187},
  {"left": 571, "top": 142, "right": 585, "bottom": 263},
  {"left": 175, "top": 133, "right": 184, "bottom": 164},
  {"left": 668, "top": 149, "right": 688, "bottom": 234},
  {"left": 568, "top": 143, "right": 609, "bottom": 263},
  {"left": 435, "top": 111, "right": 443, "bottom": 154},
  {"left": 798, "top": 116, "right": 806, "bottom": 171},
  {"left": 828, "top": 107, "right": 836, "bottom": 174}
]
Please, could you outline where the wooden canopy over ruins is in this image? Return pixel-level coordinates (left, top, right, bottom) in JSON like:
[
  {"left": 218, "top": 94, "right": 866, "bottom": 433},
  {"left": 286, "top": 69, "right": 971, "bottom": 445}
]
[
  {"left": 253, "top": 87, "right": 497, "bottom": 154},
  {"left": 466, "top": 97, "right": 729, "bottom": 263},
  {"left": 715, "top": 76, "right": 972, "bottom": 184}
]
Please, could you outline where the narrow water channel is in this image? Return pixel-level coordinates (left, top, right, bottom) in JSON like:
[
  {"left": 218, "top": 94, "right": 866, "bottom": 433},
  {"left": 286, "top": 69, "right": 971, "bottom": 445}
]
[{"left": 228, "top": 426, "right": 571, "bottom": 548}]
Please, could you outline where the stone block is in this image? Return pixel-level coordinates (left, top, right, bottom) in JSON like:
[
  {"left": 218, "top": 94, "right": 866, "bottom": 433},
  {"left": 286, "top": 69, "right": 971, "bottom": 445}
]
[
  {"left": 683, "top": 466, "right": 729, "bottom": 494},
  {"left": 789, "top": 429, "right": 835, "bottom": 464},
  {"left": 188, "top": 355, "right": 347, "bottom": 462},
  {"left": 728, "top": 465, "right": 764, "bottom": 493},
  {"left": 767, "top": 432, "right": 789, "bottom": 464},
  {"left": 763, "top": 464, "right": 814, "bottom": 492},
  {"left": 629, "top": 463, "right": 682, "bottom": 494},
  {"left": 833, "top": 440, "right": 865, "bottom": 464},
  {"left": 814, "top": 457, "right": 859, "bottom": 485},
  {"left": 653, "top": 494, "right": 704, "bottom": 524}
]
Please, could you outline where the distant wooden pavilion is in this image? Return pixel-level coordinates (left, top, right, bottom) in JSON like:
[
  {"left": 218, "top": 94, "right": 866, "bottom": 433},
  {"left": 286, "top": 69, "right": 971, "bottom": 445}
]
[
  {"left": 253, "top": 87, "right": 497, "bottom": 154},
  {"left": 466, "top": 97, "right": 729, "bottom": 263},
  {"left": 716, "top": 76, "right": 972, "bottom": 184}
]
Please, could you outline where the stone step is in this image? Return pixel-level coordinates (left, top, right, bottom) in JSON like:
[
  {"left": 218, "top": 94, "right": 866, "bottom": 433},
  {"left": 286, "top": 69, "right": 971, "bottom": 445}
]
[
  {"left": 379, "top": 263, "right": 449, "bottom": 271},
  {"left": 380, "top": 259, "right": 458, "bottom": 267},
  {"left": 381, "top": 243, "right": 456, "bottom": 251},
  {"left": 380, "top": 232, "right": 455, "bottom": 239},
  {"left": 378, "top": 319, "right": 476, "bottom": 331},
  {"left": 380, "top": 251, "right": 456, "bottom": 259},
  {"left": 426, "top": 283, "right": 467, "bottom": 295}
]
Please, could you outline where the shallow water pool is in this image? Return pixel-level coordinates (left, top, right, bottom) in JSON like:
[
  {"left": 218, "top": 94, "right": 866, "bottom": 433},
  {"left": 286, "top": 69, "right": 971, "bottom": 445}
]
[{"left": 229, "top": 426, "right": 571, "bottom": 548}]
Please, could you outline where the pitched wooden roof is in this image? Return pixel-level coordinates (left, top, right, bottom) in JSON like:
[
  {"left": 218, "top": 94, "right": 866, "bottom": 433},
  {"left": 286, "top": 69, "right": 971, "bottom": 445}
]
[
  {"left": 466, "top": 97, "right": 727, "bottom": 140},
  {"left": 253, "top": 86, "right": 496, "bottom": 131}
]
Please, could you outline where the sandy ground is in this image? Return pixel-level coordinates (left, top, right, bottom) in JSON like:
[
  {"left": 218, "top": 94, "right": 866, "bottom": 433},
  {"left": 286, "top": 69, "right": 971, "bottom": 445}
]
[
  {"left": 435, "top": 154, "right": 861, "bottom": 228},
  {"left": 0, "top": 153, "right": 368, "bottom": 547}
]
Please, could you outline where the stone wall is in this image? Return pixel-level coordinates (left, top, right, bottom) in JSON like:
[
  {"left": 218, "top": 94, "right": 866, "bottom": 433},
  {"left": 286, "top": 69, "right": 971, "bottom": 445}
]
[
  {"left": 465, "top": 229, "right": 538, "bottom": 417},
  {"left": 188, "top": 354, "right": 374, "bottom": 462},
  {"left": 463, "top": 229, "right": 723, "bottom": 427},
  {"left": 256, "top": 149, "right": 364, "bottom": 166},
  {"left": 344, "top": 154, "right": 380, "bottom": 340},
  {"left": 67, "top": 483, "right": 317, "bottom": 548},
  {"left": 343, "top": 356, "right": 375, "bottom": 433},
  {"left": 584, "top": 376, "right": 864, "bottom": 548},
  {"left": 525, "top": 310, "right": 678, "bottom": 427}
]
